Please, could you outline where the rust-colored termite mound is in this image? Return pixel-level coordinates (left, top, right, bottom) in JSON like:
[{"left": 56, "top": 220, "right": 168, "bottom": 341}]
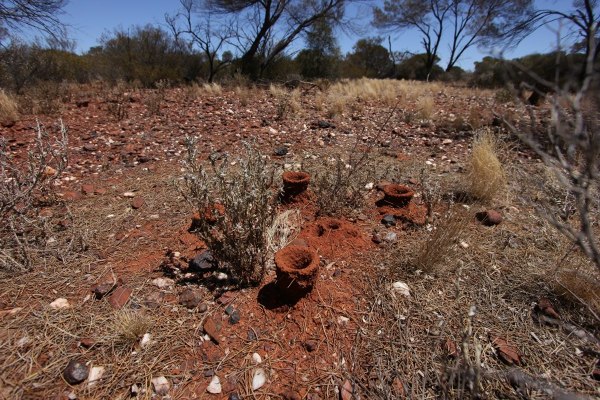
[
  {"left": 274, "top": 245, "right": 319, "bottom": 299},
  {"left": 281, "top": 171, "right": 310, "bottom": 203},
  {"left": 382, "top": 184, "right": 414, "bottom": 208}
]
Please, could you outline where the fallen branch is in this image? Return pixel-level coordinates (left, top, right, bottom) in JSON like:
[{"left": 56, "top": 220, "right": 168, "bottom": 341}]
[{"left": 485, "top": 368, "right": 593, "bottom": 400}]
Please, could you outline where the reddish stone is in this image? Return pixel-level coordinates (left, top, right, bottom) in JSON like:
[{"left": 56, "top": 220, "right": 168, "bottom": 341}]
[
  {"left": 536, "top": 297, "right": 560, "bottom": 319},
  {"left": 78, "top": 337, "right": 96, "bottom": 349},
  {"left": 476, "top": 210, "right": 502, "bottom": 226},
  {"left": 444, "top": 338, "right": 459, "bottom": 358},
  {"left": 340, "top": 380, "right": 353, "bottom": 400},
  {"left": 108, "top": 287, "right": 132, "bottom": 309},
  {"left": 91, "top": 274, "right": 119, "bottom": 299},
  {"left": 216, "top": 291, "right": 235, "bottom": 305},
  {"left": 95, "top": 188, "right": 107, "bottom": 195},
  {"left": 203, "top": 317, "right": 221, "bottom": 344},
  {"left": 392, "top": 378, "right": 405, "bottom": 397},
  {"left": 81, "top": 184, "right": 95, "bottom": 195},
  {"left": 131, "top": 197, "right": 145, "bottom": 209},
  {"left": 62, "top": 191, "right": 82, "bottom": 201},
  {"left": 491, "top": 335, "right": 522, "bottom": 366}
]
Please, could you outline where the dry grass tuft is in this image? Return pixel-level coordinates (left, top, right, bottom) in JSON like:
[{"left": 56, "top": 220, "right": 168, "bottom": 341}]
[
  {"left": 412, "top": 207, "right": 470, "bottom": 273},
  {"left": 468, "top": 129, "right": 506, "bottom": 202},
  {"left": 112, "top": 310, "right": 152, "bottom": 347},
  {"left": 269, "top": 84, "right": 301, "bottom": 119},
  {"left": 416, "top": 95, "right": 435, "bottom": 120},
  {"left": 556, "top": 264, "right": 600, "bottom": 317},
  {"left": 266, "top": 209, "right": 302, "bottom": 254},
  {"left": 0, "top": 89, "right": 19, "bottom": 125},
  {"left": 201, "top": 82, "right": 222, "bottom": 96}
]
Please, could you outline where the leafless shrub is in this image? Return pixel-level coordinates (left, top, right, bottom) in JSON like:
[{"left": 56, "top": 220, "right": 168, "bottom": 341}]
[
  {"left": 0, "top": 120, "right": 68, "bottom": 273},
  {"left": 0, "top": 89, "right": 19, "bottom": 126},
  {"left": 467, "top": 129, "right": 507, "bottom": 202},
  {"left": 305, "top": 150, "right": 377, "bottom": 217},
  {"left": 144, "top": 79, "right": 168, "bottom": 116},
  {"left": 107, "top": 90, "right": 129, "bottom": 121},
  {"left": 266, "top": 209, "right": 302, "bottom": 254},
  {"left": 504, "top": 23, "right": 600, "bottom": 273},
  {"left": 269, "top": 84, "right": 301, "bottom": 120},
  {"left": 182, "top": 139, "right": 276, "bottom": 287}
]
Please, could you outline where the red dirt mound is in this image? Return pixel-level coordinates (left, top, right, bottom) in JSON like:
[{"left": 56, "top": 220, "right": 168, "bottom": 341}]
[{"left": 298, "top": 217, "right": 370, "bottom": 259}]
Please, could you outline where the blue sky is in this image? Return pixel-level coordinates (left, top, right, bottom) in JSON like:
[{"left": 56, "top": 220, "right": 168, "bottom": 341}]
[{"left": 61, "top": 0, "right": 576, "bottom": 71}]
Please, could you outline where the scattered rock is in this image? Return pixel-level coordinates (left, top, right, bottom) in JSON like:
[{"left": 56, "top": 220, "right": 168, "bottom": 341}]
[
  {"left": 304, "top": 340, "right": 318, "bottom": 352},
  {"left": 63, "top": 360, "right": 89, "bottom": 385},
  {"left": 228, "top": 310, "right": 241, "bottom": 325},
  {"left": 140, "top": 333, "right": 151, "bottom": 348},
  {"left": 87, "top": 366, "right": 105, "bottom": 388},
  {"left": 189, "top": 250, "right": 217, "bottom": 272},
  {"left": 78, "top": 337, "right": 96, "bottom": 349},
  {"left": 282, "top": 390, "right": 302, "bottom": 400},
  {"left": 491, "top": 335, "right": 522, "bottom": 366},
  {"left": 392, "top": 378, "right": 405, "bottom": 397},
  {"left": 62, "top": 191, "right": 82, "bottom": 201},
  {"left": 444, "top": 338, "right": 459, "bottom": 358},
  {"left": 476, "top": 210, "right": 502, "bottom": 226},
  {"left": 535, "top": 297, "right": 560, "bottom": 319},
  {"left": 216, "top": 291, "right": 235, "bottom": 305},
  {"left": 43, "top": 166, "right": 57, "bottom": 177},
  {"left": 371, "top": 233, "right": 382, "bottom": 244},
  {"left": 252, "top": 352, "right": 262, "bottom": 364},
  {"left": 274, "top": 146, "right": 288, "bottom": 156},
  {"left": 383, "top": 232, "right": 397, "bottom": 243},
  {"left": 206, "top": 375, "right": 222, "bottom": 394},
  {"left": 152, "top": 277, "right": 174, "bottom": 289},
  {"left": 340, "top": 380, "right": 353, "bottom": 400},
  {"left": 50, "top": 298, "right": 71, "bottom": 309},
  {"left": 391, "top": 281, "right": 411, "bottom": 298},
  {"left": 203, "top": 317, "right": 221, "bottom": 344},
  {"left": 228, "top": 393, "right": 241, "bottom": 400},
  {"left": 91, "top": 274, "right": 118, "bottom": 299},
  {"left": 81, "top": 184, "right": 95, "bottom": 195},
  {"left": 107, "top": 287, "right": 132, "bottom": 309},
  {"left": 76, "top": 100, "right": 90, "bottom": 108},
  {"left": 381, "top": 214, "right": 396, "bottom": 227},
  {"left": 83, "top": 143, "right": 97, "bottom": 152},
  {"left": 252, "top": 368, "right": 267, "bottom": 390},
  {"left": 131, "top": 196, "right": 144, "bottom": 209},
  {"left": 224, "top": 305, "right": 235, "bottom": 315},
  {"left": 179, "top": 288, "right": 203, "bottom": 309},
  {"left": 123, "top": 191, "right": 136, "bottom": 198},
  {"left": 317, "top": 120, "right": 335, "bottom": 129},
  {"left": 143, "top": 291, "right": 164, "bottom": 309},
  {"left": 152, "top": 376, "right": 170, "bottom": 396}
]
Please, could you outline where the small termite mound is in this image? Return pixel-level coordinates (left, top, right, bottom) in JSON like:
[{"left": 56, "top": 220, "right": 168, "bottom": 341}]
[
  {"left": 274, "top": 245, "right": 319, "bottom": 300},
  {"left": 281, "top": 171, "right": 310, "bottom": 203},
  {"left": 382, "top": 184, "right": 414, "bottom": 208}
]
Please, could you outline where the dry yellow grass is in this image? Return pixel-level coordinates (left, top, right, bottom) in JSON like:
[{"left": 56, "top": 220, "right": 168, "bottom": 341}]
[
  {"left": 468, "top": 129, "right": 506, "bottom": 202},
  {"left": 416, "top": 95, "right": 435, "bottom": 120},
  {"left": 413, "top": 208, "right": 470, "bottom": 273},
  {"left": 112, "top": 310, "right": 152, "bottom": 347},
  {"left": 556, "top": 264, "right": 600, "bottom": 316},
  {"left": 0, "top": 89, "right": 19, "bottom": 125},
  {"left": 269, "top": 84, "right": 301, "bottom": 119}
]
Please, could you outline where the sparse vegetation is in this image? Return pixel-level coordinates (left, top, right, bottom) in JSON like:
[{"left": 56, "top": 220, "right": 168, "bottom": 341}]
[
  {"left": 0, "top": 89, "right": 19, "bottom": 126},
  {"left": 467, "top": 129, "right": 507, "bottom": 202},
  {"left": 0, "top": 120, "right": 68, "bottom": 274},
  {"left": 183, "top": 139, "right": 276, "bottom": 287},
  {"left": 112, "top": 310, "right": 152, "bottom": 347},
  {"left": 411, "top": 207, "right": 469, "bottom": 273}
]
